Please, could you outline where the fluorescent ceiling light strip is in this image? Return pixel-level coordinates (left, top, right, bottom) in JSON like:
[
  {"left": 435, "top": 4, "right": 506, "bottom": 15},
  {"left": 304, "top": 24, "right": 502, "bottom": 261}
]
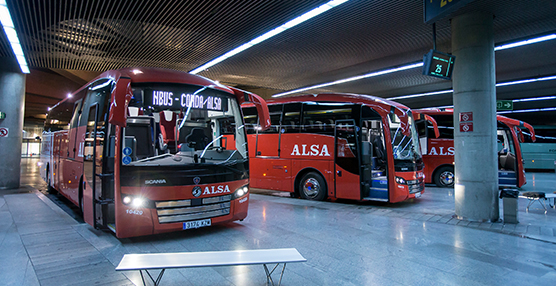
[
  {"left": 190, "top": 0, "right": 349, "bottom": 74},
  {"left": 393, "top": 75, "right": 556, "bottom": 101},
  {"left": 389, "top": 89, "right": 453, "bottom": 100},
  {"left": 0, "top": 1, "right": 30, "bottom": 74},
  {"left": 494, "top": 34, "right": 556, "bottom": 51},
  {"left": 497, "top": 75, "right": 556, "bottom": 87},
  {"left": 498, "top": 107, "right": 556, "bottom": 114},
  {"left": 273, "top": 33, "right": 556, "bottom": 97},
  {"left": 513, "top": 95, "right": 556, "bottom": 102},
  {"left": 273, "top": 62, "right": 423, "bottom": 97}
]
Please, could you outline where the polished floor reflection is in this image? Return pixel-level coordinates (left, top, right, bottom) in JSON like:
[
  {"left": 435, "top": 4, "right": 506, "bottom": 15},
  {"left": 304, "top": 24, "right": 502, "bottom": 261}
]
[{"left": 1, "top": 158, "right": 555, "bottom": 285}]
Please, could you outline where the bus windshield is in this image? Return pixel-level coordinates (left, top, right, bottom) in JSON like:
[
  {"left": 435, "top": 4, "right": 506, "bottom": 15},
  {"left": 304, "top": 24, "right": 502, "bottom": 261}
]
[
  {"left": 389, "top": 111, "right": 422, "bottom": 162},
  {"left": 125, "top": 83, "right": 247, "bottom": 166}
]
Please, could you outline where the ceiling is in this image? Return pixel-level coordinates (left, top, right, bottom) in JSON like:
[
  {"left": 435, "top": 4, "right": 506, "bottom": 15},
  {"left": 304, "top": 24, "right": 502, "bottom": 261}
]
[{"left": 2, "top": 0, "right": 556, "bottom": 126}]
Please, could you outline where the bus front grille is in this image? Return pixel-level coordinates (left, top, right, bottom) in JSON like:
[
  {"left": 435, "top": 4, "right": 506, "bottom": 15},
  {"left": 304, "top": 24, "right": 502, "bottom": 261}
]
[
  {"left": 408, "top": 178, "right": 425, "bottom": 194},
  {"left": 155, "top": 195, "right": 232, "bottom": 224}
]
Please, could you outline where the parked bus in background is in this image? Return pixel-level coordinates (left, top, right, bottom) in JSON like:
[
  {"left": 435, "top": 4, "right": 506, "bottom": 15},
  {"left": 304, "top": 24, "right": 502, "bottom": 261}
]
[
  {"left": 39, "top": 67, "right": 270, "bottom": 238},
  {"left": 520, "top": 125, "right": 556, "bottom": 170},
  {"left": 242, "top": 93, "right": 425, "bottom": 203},
  {"left": 415, "top": 108, "right": 535, "bottom": 188}
]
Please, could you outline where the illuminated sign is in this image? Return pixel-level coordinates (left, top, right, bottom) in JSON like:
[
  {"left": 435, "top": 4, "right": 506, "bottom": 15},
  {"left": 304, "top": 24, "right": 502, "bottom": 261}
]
[
  {"left": 145, "top": 89, "right": 228, "bottom": 111},
  {"left": 423, "top": 49, "right": 455, "bottom": 80},
  {"left": 424, "top": 0, "right": 475, "bottom": 24}
]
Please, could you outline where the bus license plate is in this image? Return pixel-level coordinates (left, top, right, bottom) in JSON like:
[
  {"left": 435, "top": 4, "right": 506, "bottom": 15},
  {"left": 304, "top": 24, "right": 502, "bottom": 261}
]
[
  {"left": 183, "top": 219, "right": 211, "bottom": 230},
  {"left": 415, "top": 192, "right": 422, "bottom": 198}
]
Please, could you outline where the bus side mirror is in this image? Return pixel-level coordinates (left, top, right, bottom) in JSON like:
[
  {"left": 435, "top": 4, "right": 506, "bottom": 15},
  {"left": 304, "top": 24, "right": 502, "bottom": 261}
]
[
  {"left": 229, "top": 87, "right": 270, "bottom": 131},
  {"left": 361, "top": 141, "right": 373, "bottom": 165}
]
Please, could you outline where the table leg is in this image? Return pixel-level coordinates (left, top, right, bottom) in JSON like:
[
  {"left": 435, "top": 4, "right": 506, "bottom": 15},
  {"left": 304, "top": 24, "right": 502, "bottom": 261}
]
[
  {"left": 140, "top": 269, "right": 166, "bottom": 286},
  {"left": 263, "top": 263, "right": 287, "bottom": 286}
]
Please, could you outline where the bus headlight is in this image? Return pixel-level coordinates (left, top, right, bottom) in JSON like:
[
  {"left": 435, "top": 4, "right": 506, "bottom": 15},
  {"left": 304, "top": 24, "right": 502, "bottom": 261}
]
[
  {"left": 122, "top": 195, "right": 150, "bottom": 208},
  {"left": 132, "top": 197, "right": 146, "bottom": 208},
  {"left": 395, "top": 177, "right": 406, "bottom": 185},
  {"left": 234, "top": 185, "right": 249, "bottom": 199}
]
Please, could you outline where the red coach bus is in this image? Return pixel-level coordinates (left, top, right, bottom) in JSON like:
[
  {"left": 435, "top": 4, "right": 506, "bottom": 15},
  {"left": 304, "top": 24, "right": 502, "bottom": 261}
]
[
  {"left": 415, "top": 108, "right": 535, "bottom": 188},
  {"left": 242, "top": 93, "right": 425, "bottom": 203},
  {"left": 39, "top": 67, "right": 269, "bottom": 238}
]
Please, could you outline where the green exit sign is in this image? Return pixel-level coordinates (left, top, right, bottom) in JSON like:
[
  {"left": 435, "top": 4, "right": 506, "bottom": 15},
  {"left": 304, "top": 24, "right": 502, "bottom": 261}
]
[
  {"left": 496, "top": 100, "right": 513, "bottom": 111},
  {"left": 0, "top": 111, "right": 5, "bottom": 119}
]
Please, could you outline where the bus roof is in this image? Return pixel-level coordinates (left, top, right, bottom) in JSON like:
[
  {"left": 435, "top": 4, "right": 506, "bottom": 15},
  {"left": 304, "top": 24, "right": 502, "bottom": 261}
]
[{"left": 268, "top": 93, "right": 409, "bottom": 111}]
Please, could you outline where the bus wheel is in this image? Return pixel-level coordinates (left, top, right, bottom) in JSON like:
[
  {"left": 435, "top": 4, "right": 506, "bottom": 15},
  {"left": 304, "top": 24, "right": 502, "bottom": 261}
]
[
  {"left": 299, "top": 172, "right": 327, "bottom": 201},
  {"left": 434, "top": 166, "right": 455, "bottom": 188}
]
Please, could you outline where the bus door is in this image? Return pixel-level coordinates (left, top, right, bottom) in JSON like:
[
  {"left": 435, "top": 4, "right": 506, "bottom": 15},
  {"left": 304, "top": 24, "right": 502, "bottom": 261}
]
[
  {"left": 255, "top": 105, "right": 282, "bottom": 157},
  {"left": 334, "top": 119, "right": 361, "bottom": 200},
  {"left": 253, "top": 105, "right": 282, "bottom": 189},
  {"left": 54, "top": 132, "right": 64, "bottom": 189},
  {"left": 83, "top": 103, "right": 115, "bottom": 230},
  {"left": 360, "top": 119, "right": 389, "bottom": 201},
  {"left": 415, "top": 114, "right": 439, "bottom": 154},
  {"left": 497, "top": 128, "right": 517, "bottom": 186},
  {"left": 68, "top": 99, "right": 83, "bottom": 159}
]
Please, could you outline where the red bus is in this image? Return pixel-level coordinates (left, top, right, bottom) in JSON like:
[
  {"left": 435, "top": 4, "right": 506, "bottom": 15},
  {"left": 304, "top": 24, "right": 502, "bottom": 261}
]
[
  {"left": 242, "top": 93, "right": 425, "bottom": 203},
  {"left": 39, "top": 67, "right": 270, "bottom": 238},
  {"left": 415, "top": 108, "right": 535, "bottom": 188}
]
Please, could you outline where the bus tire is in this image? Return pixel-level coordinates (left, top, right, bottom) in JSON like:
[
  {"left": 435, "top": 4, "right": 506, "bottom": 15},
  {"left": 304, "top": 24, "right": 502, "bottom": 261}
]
[
  {"left": 46, "top": 166, "right": 57, "bottom": 194},
  {"left": 434, "top": 166, "right": 455, "bottom": 188},
  {"left": 299, "top": 172, "right": 327, "bottom": 201}
]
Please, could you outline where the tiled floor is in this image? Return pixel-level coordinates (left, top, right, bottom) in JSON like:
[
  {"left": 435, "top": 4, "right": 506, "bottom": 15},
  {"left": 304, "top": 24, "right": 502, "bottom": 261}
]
[{"left": 1, "top": 158, "right": 555, "bottom": 285}]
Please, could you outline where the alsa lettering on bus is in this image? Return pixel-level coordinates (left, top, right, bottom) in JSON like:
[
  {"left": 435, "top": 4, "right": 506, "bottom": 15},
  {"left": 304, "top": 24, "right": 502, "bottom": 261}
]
[
  {"left": 151, "top": 90, "right": 222, "bottom": 111},
  {"left": 290, "top": 144, "right": 331, "bottom": 156},
  {"left": 429, "top": 146, "right": 455, "bottom": 156},
  {"left": 202, "top": 185, "right": 231, "bottom": 195}
]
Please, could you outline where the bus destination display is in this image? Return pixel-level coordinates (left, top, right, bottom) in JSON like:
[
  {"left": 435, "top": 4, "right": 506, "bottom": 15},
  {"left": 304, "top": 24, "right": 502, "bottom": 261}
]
[
  {"left": 146, "top": 89, "right": 228, "bottom": 111},
  {"left": 422, "top": 49, "right": 455, "bottom": 80}
]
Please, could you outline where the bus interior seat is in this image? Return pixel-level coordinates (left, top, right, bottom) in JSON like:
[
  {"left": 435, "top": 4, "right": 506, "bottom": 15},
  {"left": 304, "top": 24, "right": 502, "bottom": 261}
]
[
  {"left": 124, "top": 136, "right": 137, "bottom": 161},
  {"left": 498, "top": 150, "right": 516, "bottom": 171},
  {"left": 159, "top": 111, "right": 177, "bottom": 152},
  {"left": 128, "top": 107, "right": 144, "bottom": 117},
  {"left": 315, "top": 120, "right": 324, "bottom": 131},
  {"left": 186, "top": 127, "right": 210, "bottom": 150}
]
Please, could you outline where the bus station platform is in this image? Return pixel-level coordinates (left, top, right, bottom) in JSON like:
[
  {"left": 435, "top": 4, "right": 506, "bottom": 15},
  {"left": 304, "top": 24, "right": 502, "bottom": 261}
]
[{"left": 1, "top": 159, "right": 556, "bottom": 285}]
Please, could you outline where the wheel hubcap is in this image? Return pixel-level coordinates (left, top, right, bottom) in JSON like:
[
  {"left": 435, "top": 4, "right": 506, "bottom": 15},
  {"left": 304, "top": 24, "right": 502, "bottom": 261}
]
[
  {"left": 303, "top": 178, "right": 320, "bottom": 198},
  {"left": 440, "top": 171, "right": 454, "bottom": 186}
]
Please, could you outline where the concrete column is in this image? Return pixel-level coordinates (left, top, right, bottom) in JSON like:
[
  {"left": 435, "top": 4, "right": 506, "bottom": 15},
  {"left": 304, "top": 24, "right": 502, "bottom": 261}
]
[
  {"left": 451, "top": 11, "right": 498, "bottom": 222},
  {"left": 0, "top": 63, "right": 26, "bottom": 190}
]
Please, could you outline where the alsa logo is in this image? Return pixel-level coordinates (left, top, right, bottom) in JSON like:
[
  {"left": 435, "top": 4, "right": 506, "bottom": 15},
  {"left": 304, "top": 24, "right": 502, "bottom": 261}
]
[
  {"left": 145, "top": 179, "right": 167, "bottom": 185},
  {"left": 429, "top": 147, "right": 454, "bottom": 156},
  {"left": 291, "top": 144, "right": 330, "bottom": 156},
  {"left": 202, "top": 185, "right": 231, "bottom": 195}
]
